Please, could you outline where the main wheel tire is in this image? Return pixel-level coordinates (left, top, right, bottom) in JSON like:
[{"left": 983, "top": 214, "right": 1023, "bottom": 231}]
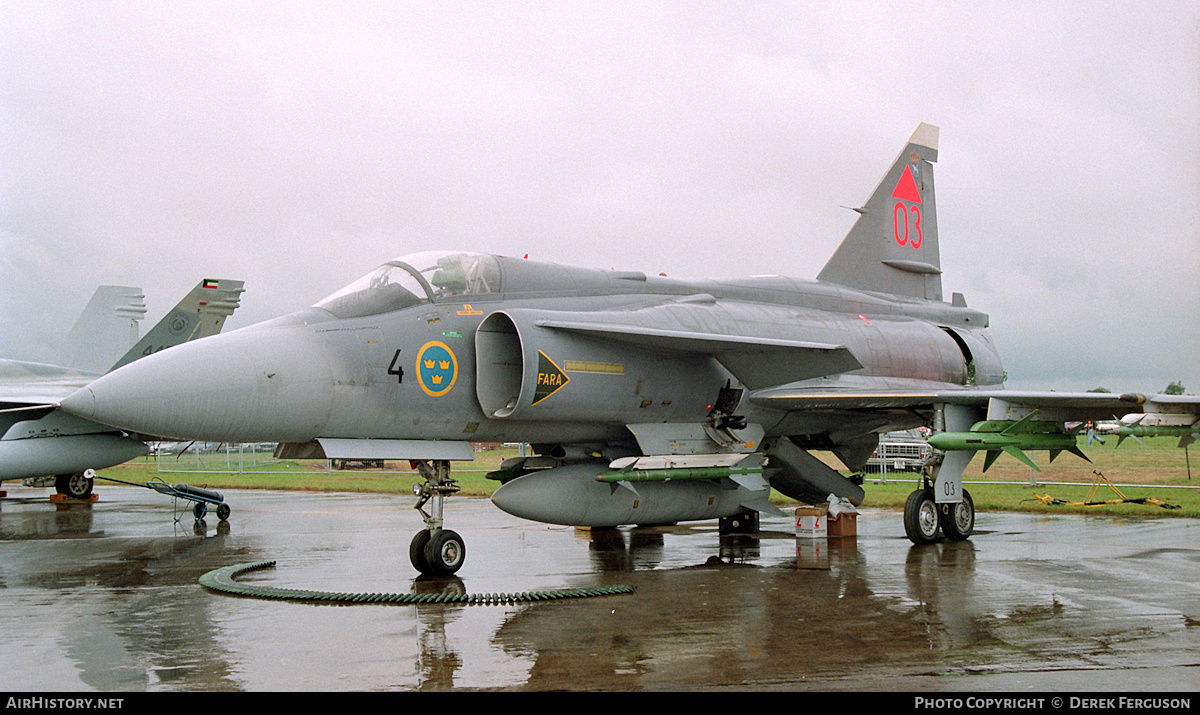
[
  {"left": 216, "top": 503, "right": 231, "bottom": 521},
  {"left": 903, "top": 488, "right": 940, "bottom": 544},
  {"left": 940, "top": 488, "right": 975, "bottom": 541},
  {"left": 424, "top": 529, "right": 466, "bottom": 576},
  {"left": 55, "top": 473, "right": 93, "bottom": 500},
  {"left": 409, "top": 530, "right": 432, "bottom": 574}
]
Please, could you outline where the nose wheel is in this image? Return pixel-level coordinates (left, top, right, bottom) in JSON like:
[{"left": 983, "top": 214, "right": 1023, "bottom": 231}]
[
  {"left": 409, "top": 460, "right": 466, "bottom": 576},
  {"left": 410, "top": 528, "right": 466, "bottom": 575}
]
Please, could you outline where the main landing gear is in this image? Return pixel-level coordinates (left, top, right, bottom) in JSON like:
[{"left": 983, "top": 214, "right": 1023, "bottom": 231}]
[
  {"left": 903, "top": 482, "right": 974, "bottom": 545},
  {"left": 55, "top": 472, "right": 94, "bottom": 500},
  {"left": 409, "top": 459, "right": 466, "bottom": 577}
]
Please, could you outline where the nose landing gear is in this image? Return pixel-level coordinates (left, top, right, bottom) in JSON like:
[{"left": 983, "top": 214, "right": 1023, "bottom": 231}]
[{"left": 409, "top": 459, "right": 467, "bottom": 576}]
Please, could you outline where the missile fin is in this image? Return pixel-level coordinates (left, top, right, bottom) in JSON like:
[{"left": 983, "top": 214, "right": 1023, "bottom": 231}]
[
  {"left": 739, "top": 493, "right": 786, "bottom": 517},
  {"left": 616, "top": 480, "right": 641, "bottom": 497},
  {"left": 1002, "top": 445, "right": 1040, "bottom": 471},
  {"left": 1118, "top": 432, "right": 1146, "bottom": 447},
  {"left": 729, "top": 471, "right": 769, "bottom": 491},
  {"left": 1000, "top": 410, "right": 1041, "bottom": 435},
  {"left": 981, "top": 450, "right": 1001, "bottom": 472}
]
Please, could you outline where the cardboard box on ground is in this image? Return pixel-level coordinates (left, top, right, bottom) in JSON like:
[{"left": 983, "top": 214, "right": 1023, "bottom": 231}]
[{"left": 795, "top": 496, "right": 858, "bottom": 538}]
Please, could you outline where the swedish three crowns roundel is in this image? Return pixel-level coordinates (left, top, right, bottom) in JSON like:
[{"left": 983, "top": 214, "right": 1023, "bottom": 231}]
[{"left": 416, "top": 341, "right": 457, "bottom": 397}]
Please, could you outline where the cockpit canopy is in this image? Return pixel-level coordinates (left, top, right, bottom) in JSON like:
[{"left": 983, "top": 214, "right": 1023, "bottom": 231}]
[{"left": 314, "top": 251, "right": 501, "bottom": 319}]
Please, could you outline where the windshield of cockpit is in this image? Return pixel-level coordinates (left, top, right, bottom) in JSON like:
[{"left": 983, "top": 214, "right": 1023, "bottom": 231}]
[{"left": 314, "top": 251, "right": 501, "bottom": 318}]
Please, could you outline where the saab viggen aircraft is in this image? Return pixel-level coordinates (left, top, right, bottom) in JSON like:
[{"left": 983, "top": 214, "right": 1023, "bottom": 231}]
[
  {"left": 1, "top": 279, "right": 244, "bottom": 498},
  {"left": 59, "top": 125, "right": 1200, "bottom": 575}
]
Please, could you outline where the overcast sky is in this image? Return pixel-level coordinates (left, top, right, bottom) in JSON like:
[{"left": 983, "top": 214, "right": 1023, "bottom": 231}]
[{"left": 2, "top": 1, "right": 1197, "bottom": 395}]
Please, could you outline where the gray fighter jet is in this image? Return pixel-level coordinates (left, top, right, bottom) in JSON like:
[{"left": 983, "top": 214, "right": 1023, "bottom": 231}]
[
  {"left": 60, "top": 125, "right": 1199, "bottom": 575},
  {"left": 53, "top": 285, "right": 148, "bottom": 375},
  {"left": 1, "top": 279, "right": 244, "bottom": 498}
]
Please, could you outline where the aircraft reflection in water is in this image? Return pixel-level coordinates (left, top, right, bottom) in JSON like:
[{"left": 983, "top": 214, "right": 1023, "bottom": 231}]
[{"left": 61, "top": 124, "right": 1200, "bottom": 576}]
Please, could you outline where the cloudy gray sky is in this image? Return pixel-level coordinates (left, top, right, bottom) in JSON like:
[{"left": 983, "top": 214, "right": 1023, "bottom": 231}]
[{"left": 2, "top": 1, "right": 1197, "bottom": 395}]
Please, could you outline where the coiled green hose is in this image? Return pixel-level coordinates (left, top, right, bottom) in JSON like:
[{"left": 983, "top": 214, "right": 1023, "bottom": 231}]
[{"left": 200, "top": 560, "right": 636, "bottom": 605}]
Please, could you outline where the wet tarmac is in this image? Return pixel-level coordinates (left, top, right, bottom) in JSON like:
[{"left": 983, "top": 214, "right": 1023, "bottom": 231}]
[{"left": 1, "top": 482, "right": 1198, "bottom": 692}]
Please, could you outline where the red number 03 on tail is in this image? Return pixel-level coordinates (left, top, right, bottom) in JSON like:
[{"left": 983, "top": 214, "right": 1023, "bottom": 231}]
[{"left": 893, "top": 202, "right": 923, "bottom": 248}]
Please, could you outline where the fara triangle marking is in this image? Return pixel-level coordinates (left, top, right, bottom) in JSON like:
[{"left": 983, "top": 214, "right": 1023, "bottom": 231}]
[
  {"left": 891, "top": 165, "right": 923, "bottom": 204},
  {"left": 532, "top": 351, "right": 570, "bottom": 406}
]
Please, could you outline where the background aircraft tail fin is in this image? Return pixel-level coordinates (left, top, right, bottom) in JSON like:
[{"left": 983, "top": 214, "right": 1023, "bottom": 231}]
[
  {"left": 55, "top": 286, "right": 147, "bottom": 375},
  {"left": 817, "top": 123, "right": 942, "bottom": 301},
  {"left": 107, "top": 279, "right": 245, "bottom": 372}
]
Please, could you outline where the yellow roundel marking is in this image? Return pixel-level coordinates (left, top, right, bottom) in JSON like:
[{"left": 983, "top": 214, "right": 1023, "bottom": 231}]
[{"left": 416, "top": 341, "right": 458, "bottom": 397}]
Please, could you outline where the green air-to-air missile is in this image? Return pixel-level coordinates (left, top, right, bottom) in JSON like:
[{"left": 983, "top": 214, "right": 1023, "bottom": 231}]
[
  {"left": 926, "top": 412, "right": 1087, "bottom": 472},
  {"left": 1116, "top": 422, "right": 1200, "bottom": 447},
  {"left": 596, "top": 466, "right": 762, "bottom": 483}
]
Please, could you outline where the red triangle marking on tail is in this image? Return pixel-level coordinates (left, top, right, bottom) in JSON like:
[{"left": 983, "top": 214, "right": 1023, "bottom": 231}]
[{"left": 891, "top": 165, "right": 922, "bottom": 204}]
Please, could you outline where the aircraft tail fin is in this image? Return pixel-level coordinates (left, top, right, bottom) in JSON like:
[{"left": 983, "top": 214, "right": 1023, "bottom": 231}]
[
  {"left": 107, "top": 279, "right": 245, "bottom": 372},
  {"left": 54, "top": 286, "right": 147, "bottom": 375},
  {"left": 817, "top": 123, "right": 942, "bottom": 301}
]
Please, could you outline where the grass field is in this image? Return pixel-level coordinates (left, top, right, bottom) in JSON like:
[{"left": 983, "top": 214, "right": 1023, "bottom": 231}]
[{"left": 97, "top": 438, "right": 1200, "bottom": 519}]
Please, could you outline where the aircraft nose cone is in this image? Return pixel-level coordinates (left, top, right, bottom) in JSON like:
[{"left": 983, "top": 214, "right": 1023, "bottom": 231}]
[{"left": 61, "top": 325, "right": 336, "bottom": 443}]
